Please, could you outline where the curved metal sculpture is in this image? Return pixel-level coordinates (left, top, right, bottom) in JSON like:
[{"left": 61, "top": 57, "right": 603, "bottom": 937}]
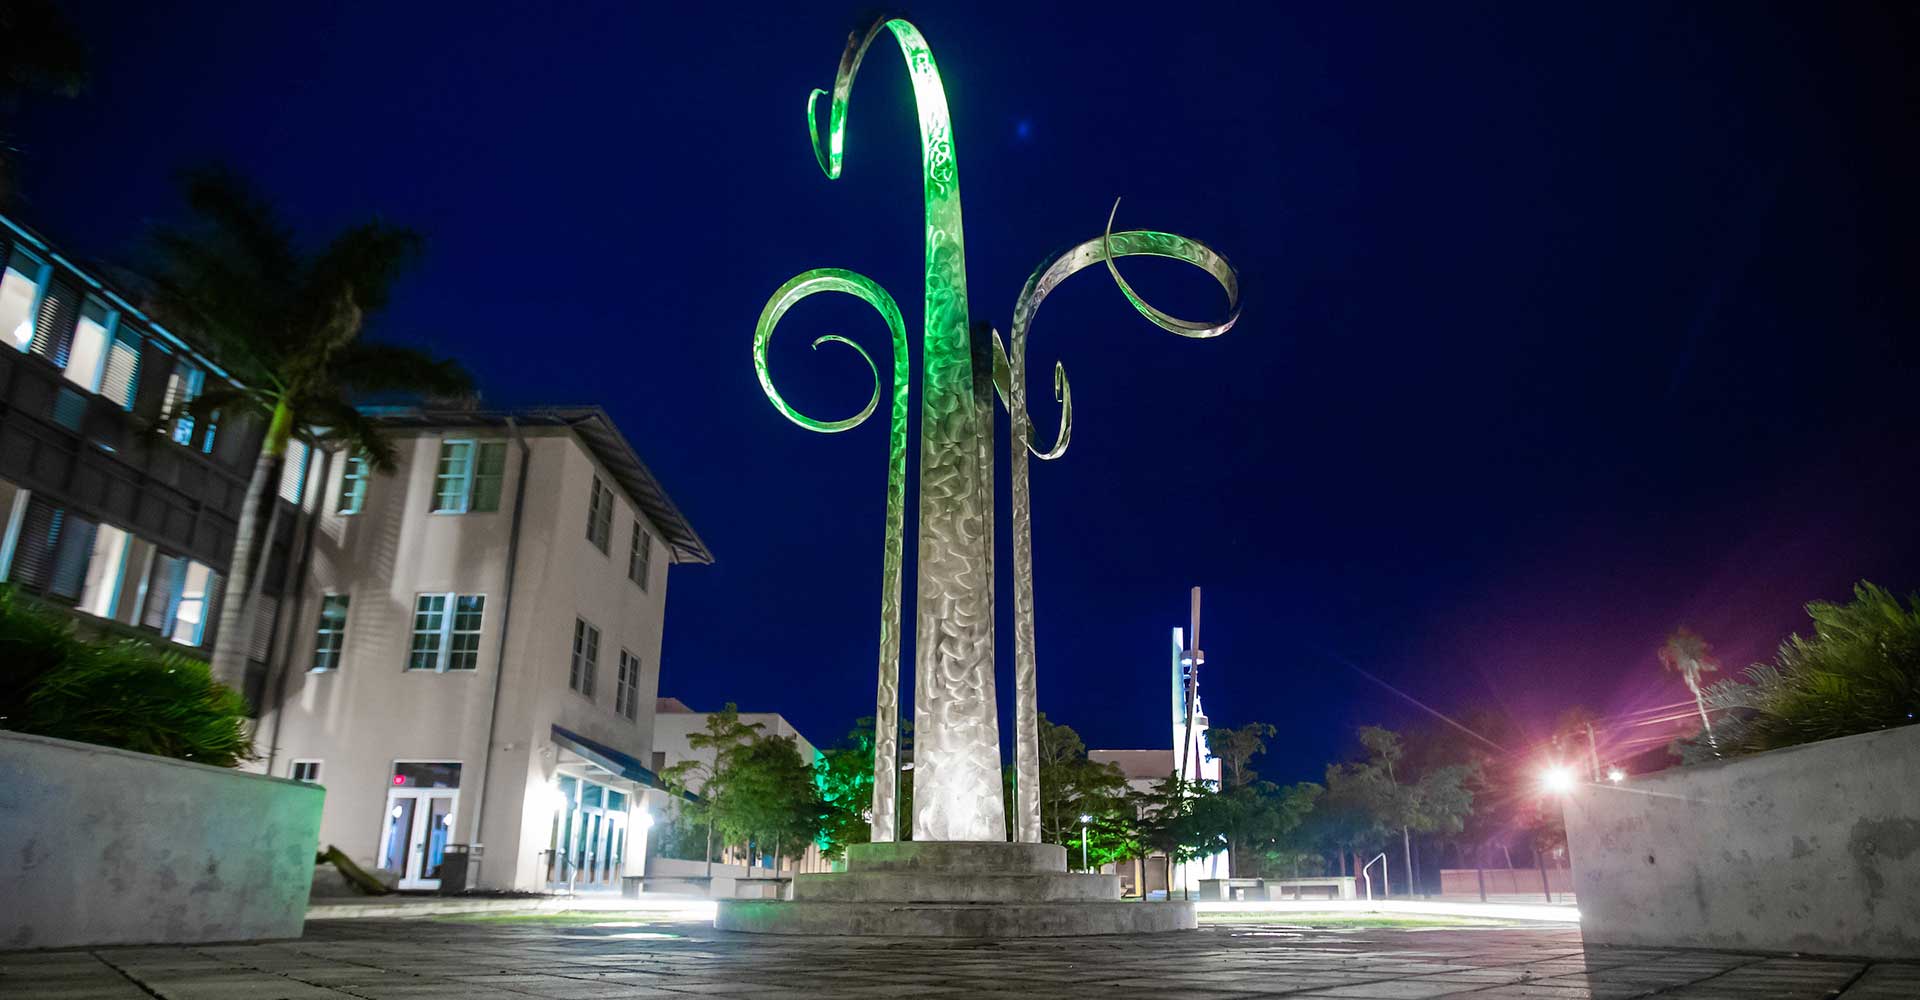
[{"left": 753, "top": 14, "right": 1240, "bottom": 846}]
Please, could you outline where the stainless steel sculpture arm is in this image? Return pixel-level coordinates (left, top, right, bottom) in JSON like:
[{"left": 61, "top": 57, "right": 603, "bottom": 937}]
[
  {"left": 991, "top": 202, "right": 1242, "bottom": 843},
  {"left": 753, "top": 267, "right": 909, "bottom": 843}
]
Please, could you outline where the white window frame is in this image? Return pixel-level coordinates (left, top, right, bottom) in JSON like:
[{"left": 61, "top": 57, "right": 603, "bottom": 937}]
[
  {"left": 3, "top": 248, "right": 49, "bottom": 353},
  {"left": 431, "top": 439, "right": 506, "bottom": 514},
  {"left": 570, "top": 617, "right": 599, "bottom": 697},
  {"left": 290, "top": 759, "right": 323, "bottom": 783},
  {"left": 63, "top": 294, "right": 117, "bottom": 394},
  {"left": 407, "top": 592, "right": 485, "bottom": 672},
  {"left": 615, "top": 649, "right": 640, "bottom": 721},
  {"left": 586, "top": 477, "right": 613, "bottom": 553},
  {"left": 337, "top": 454, "right": 369, "bottom": 514},
  {"left": 628, "top": 521, "right": 651, "bottom": 590},
  {"left": 311, "top": 592, "right": 349, "bottom": 672}
]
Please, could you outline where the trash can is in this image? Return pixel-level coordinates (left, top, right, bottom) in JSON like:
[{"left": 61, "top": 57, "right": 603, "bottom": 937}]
[{"left": 439, "top": 844, "right": 480, "bottom": 894}]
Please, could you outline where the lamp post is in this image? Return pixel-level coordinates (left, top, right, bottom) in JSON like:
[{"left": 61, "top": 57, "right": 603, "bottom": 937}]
[{"left": 1079, "top": 814, "right": 1092, "bottom": 871}]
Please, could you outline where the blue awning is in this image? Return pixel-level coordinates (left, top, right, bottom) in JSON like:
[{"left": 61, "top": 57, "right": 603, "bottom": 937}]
[{"left": 550, "top": 724, "right": 698, "bottom": 802}]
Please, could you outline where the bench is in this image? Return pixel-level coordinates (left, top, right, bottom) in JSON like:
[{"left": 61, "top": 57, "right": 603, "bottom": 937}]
[
  {"left": 1198, "top": 878, "right": 1269, "bottom": 901},
  {"left": 1267, "top": 876, "right": 1357, "bottom": 901},
  {"left": 623, "top": 874, "right": 711, "bottom": 898}
]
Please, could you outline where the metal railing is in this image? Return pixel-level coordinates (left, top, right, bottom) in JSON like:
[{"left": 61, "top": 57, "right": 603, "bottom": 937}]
[{"left": 1361, "top": 852, "right": 1389, "bottom": 901}]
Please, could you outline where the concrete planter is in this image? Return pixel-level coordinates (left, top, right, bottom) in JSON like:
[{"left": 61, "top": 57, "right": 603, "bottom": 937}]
[
  {"left": 1565, "top": 723, "right": 1920, "bottom": 959},
  {"left": 0, "top": 731, "right": 325, "bottom": 950}
]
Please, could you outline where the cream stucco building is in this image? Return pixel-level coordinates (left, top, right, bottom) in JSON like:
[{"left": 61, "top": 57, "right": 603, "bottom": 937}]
[{"left": 256, "top": 407, "right": 711, "bottom": 892}]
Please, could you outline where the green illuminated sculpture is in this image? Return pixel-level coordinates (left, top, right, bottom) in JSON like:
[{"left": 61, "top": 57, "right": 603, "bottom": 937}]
[{"left": 753, "top": 15, "right": 1240, "bottom": 846}]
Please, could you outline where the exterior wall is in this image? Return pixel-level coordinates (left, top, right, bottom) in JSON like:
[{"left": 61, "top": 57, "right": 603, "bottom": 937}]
[
  {"left": 652, "top": 707, "right": 827, "bottom": 876},
  {"left": 0, "top": 731, "right": 324, "bottom": 949},
  {"left": 1565, "top": 724, "right": 1920, "bottom": 959},
  {"left": 260, "top": 425, "right": 674, "bottom": 891}
]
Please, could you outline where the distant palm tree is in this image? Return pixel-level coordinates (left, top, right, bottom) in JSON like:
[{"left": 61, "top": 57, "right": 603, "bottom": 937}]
[
  {"left": 1659, "top": 627, "right": 1721, "bottom": 749},
  {"left": 147, "top": 167, "right": 471, "bottom": 693}
]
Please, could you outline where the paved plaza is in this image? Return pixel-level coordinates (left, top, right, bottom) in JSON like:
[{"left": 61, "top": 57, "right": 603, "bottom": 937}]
[{"left": 5, "top": 916, "right": 1919, "bottom": 1000}]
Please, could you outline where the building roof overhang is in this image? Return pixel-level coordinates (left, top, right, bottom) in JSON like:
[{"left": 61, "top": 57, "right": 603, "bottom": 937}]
[
  {"left": 551, "top": 724, "right": 699, "bottom": 802},
  {"left": 363, "top": 405, "right": 713, "bottom": 565}
]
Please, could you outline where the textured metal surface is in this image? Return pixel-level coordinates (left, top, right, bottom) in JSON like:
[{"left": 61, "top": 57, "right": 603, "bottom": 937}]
[
  {"left": 760, "top": 15, "right": 1238, "bottom": 848},
  {"left": 989, "top": 204, "right": 1241, "bottom": 843},
  {"left": 753, "top": 268, "right": 908, "bottom": 843}
]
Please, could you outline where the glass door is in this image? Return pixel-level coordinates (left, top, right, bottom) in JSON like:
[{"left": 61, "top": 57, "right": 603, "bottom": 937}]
[{"left": 376, "top": 762, "right": 462, "bottom": 890}]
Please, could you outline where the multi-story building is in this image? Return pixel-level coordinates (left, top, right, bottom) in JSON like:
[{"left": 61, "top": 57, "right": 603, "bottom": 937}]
[
  {"left": 0, "top": 213, "right": 290, "bottom": 680},
  {"left": 256, "top": 407, "right": 712, "bottom": 892}
]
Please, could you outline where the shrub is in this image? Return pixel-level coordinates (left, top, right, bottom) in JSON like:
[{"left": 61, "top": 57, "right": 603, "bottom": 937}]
[
  {"left": 1679, "top": 582, "right": 1920, "bottom": 761},
  {"left": 1, "top": 586, "right": 253, "bottom": 767}
]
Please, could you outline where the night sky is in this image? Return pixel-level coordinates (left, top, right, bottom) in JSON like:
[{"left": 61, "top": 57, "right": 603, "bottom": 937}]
[{"left": 14, "top": 1, "right": 1918, "bottom": 782}]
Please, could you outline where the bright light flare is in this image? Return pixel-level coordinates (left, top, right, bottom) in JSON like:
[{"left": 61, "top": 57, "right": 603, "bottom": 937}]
[
  {"left": 1541, "top": 765, "right": 1578, "bottom": 794},
  {"left": 1606, "top": 767, "right": 1626, "bottom": 784}
]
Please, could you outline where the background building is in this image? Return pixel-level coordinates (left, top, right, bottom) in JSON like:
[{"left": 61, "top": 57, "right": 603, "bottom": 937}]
[
  {"left": 1089, "top": 626, "right": 1227, "bottom": 897},
  {"left": 257, "top": 407, "right": 711, "bottom": 892},
  {"left": 651, "top": 697, "right": 828, "bottom": 876}
]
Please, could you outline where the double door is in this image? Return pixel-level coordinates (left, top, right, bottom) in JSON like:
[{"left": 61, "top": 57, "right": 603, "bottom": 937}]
[
  {"left": 380, "top": 785, "right": 459, "bottom": 890},
  {"left": 548, "top": 776, "right": 629, "bottom": 889}
]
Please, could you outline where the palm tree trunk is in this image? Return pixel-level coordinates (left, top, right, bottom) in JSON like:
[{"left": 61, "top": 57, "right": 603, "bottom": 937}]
[
  {"left": 209, "top": 399, "right": 292, "bottom": 693},
  {"left": 1687, "top": 675, "right": 1717, "bottom": 748}
]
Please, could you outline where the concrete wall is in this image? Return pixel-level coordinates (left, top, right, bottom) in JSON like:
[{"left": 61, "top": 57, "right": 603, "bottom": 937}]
[
  {"left": 1565, "top": 723, "right": 1920, "bottom": 959},
  {"left": 0, "top": 731, "right": 324, "bottom": 950}
]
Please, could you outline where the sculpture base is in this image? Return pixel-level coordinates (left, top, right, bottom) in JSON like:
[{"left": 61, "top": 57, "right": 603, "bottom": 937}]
[{"left": 713, "top": 841, "right": 1197, "bottom": 938}]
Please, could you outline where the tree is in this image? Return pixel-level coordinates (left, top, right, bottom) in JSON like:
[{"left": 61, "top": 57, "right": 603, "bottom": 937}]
[
  {"left": 815, "top": 719, "right": 877, "bottom": 863},
  {"left": 1207, "top": 722, "right": 1276, "bottom": 790},
  {"left": 145, "top": 168, "right": 471, "bottom": 692},
  {"left": 1659, "top": 626, "right": 1721, "bottom": 750},
  {"left": 659, "top": 704, "right": 764, "bottom": 873},
  {"left": 1682, "top": 582, "right": 1920, "bottom": 762},
  {"left": 723, "top": 733, "right": 825, "bottom": 871}
]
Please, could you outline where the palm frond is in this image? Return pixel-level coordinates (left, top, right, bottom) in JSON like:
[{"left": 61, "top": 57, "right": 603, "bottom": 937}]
[
  {"left": 298, "top": 394, "right": 398, "bottom": 472},
  {"left": 330, "top": 341, "right": 474, "bottom": 398}
]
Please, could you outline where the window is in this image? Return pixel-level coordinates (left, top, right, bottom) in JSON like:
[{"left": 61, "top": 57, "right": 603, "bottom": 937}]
[
  {"left": 100, "top": 325, "right": 140, "bottom": 411},
  {"left": 311, "top": 593, "right": 349, "bottom": 672},
  {"left": 408, "top": 593, "right": 485, "bottom": 672},
  {"left": 278, "top": 439, "right": 311, "bottom": 505},
  {"left": 0, "top": 248, "right": 45, "bottom": 351},
  {"left": 162, "top": 361, "right": 205, "bottom": 447},
  {"left": 586, "top": 476, "right": 613, "bottom": 552},
  {"left": 628, "top": 522, "right": 652, "bottom": 589},
  {"left": 570, "top": 618, "right": 599, "bottom": 697},
  {"left": 615, "top": 650, "right": 641, "bottom": 721},
  {"left": 77, "top": 524, "right": 130, "bottom": 618},
  {"left": 169, "top": 561, "right": 215, "bottom": 646},
  {"left": 431, "top": 440, "right": 506, "bottom": 513},
  {"left": 336, "top": 454, "right": 369, "bottom": 514},
  {"left": 291, "top": 760, "right": 322, "bottom": 783},
  {"left": 63, "top": 296, "right": 113, "bottom": 393}
]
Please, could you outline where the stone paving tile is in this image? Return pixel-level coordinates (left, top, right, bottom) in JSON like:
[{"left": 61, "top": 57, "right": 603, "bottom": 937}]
[{"left": 4, "top": 918, "right": 1920, "bottom": 999}]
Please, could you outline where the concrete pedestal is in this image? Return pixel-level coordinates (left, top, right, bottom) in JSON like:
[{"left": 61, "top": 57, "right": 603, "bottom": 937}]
[{"left": 714, "top": 842, "right": 1196, "bottom": 938}]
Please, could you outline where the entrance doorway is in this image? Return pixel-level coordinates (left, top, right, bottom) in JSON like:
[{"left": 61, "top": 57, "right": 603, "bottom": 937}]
[
  {"left": 546, "top": 775, "right": 630, "bottom": 889},
  {"left": 377, "top": 761, "right": 461, "bottom": 890}
]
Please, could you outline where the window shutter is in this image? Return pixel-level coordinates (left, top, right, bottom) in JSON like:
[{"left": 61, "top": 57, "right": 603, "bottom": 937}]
[
  {"left": 46, "top": 514, "right": 98, "bottom": 600},
  {"left": 100, "top": 328, "right": 141, "bottom": 410},
  {"left": 8, "top": 497, "right": 61, "bottom": 592},
  {"left": 29, "top": 278, "right": 78, "bottom": 366},
  {"left": 142, "top": 554, "right": 181, "bottom": 631}
]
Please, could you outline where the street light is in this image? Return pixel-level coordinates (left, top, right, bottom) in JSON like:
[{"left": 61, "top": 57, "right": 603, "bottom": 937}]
[
  {"left": 1540, "top": 765, "right": 1577, "bottom": 795},
  {"left": 1079, "top": 813, "right": 1092, "bottom": 871},
  {"left": 1606, "top": 767, "right": 1626, "bottom": 784}
]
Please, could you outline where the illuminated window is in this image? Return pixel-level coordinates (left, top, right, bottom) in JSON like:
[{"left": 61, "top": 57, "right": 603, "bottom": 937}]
[
  {"left": 628, "top": 522, "right": 651, "bottom": 590},
  {"left": 76, "top": 524, "right": 130, "bottom": 619},
  {"left": 311, "top": 593, "right": 349, "bottom": 672},
  {"left": 63, "top": 296, "right": 113, "bottom": 392},
  {"left": 168, "top": 561, "right": 215, "bottom": 646},
  {"left": 0, "top": 248, "right": 45, "bottom": 351},
  {"left": 100, "top": 325, "right": 140, "bottom": 411},
  {"left": 336, "top": 454, "right": 369, "bottom": 514},
  {"left": 162, "top": 361, "right": 204, "bottom": 447},
  {"left": 408, "top": 593, "right": 485, "bottom": 671},
  {"left": 570, "top": 618, "right": 599, "bottom": 697},
  {"left": 615, "top": 650, "right": 640, "bottom": 721},
  {"left": 432, "top": 440, "right": 505, "bottom": 513},
  {"left": 278, "top": 439, "right": 311, "bottom": 505},
  {"left": 586, "top": 476, "right": 613, "bottom": 553}
]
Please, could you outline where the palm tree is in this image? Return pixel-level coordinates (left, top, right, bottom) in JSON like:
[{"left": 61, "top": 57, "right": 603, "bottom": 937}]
[
  {"left": 146, "top": 167, "right": 471, "bottom": 693},
  {"left": 1659, "top": 626, "right": 1721, "bottom": 750}
]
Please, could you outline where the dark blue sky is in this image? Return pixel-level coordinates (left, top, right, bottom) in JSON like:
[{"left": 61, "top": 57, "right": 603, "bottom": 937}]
[{"left": 15, "top": 1, "right": 1918, "bottom": 780}]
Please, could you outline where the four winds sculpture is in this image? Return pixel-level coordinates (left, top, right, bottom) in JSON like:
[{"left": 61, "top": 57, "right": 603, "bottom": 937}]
[{"left": 752, "top": 15, "right": 1241, "bottom": 845}]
